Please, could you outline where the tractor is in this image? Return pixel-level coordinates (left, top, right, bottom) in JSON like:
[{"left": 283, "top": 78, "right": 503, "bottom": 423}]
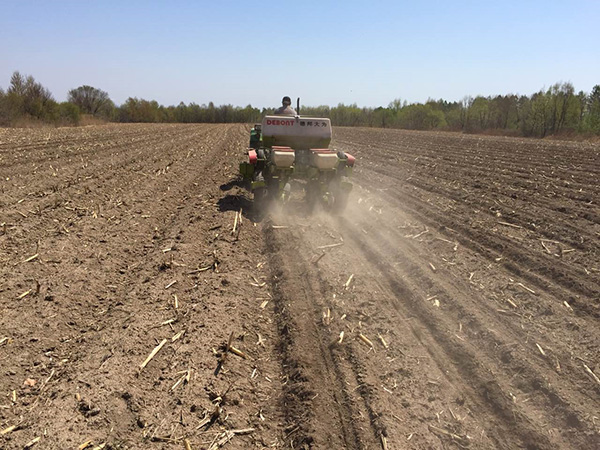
[{"left": 239, "top": 100, "right": 355, "bottom": 213}]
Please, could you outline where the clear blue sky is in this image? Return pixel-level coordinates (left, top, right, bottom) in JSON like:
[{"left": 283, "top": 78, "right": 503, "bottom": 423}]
[{"left": 1, "top": 0, "right": 598, "bottom": 108}]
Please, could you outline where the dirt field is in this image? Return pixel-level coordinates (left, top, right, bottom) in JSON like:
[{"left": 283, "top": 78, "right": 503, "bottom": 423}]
[{"left": 1, "top": 123, "right": 598, "bottom": 450}]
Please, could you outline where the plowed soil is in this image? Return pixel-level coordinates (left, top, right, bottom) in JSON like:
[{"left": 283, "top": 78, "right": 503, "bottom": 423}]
[{"left": 1, "top": 124, "right": 598, "bottom": 450}]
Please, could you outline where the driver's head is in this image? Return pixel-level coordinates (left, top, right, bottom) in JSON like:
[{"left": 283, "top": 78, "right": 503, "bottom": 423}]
[{"left": 282, "top": 96, "right": 292, "bottom": 106}]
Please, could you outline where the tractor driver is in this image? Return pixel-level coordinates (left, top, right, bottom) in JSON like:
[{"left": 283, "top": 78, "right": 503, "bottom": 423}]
[{"left": 274, "top": 96, "right": 297, "bottom": 115}]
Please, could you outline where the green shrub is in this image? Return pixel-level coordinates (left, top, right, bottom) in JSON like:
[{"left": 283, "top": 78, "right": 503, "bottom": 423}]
[{"left": 59, "top": 102, "right": 81, "bottom": 125}]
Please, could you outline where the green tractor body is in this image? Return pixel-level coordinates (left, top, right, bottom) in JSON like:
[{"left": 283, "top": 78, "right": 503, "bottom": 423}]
[{"left": 240, "top": 114, "right": 355, "bottom": 212}]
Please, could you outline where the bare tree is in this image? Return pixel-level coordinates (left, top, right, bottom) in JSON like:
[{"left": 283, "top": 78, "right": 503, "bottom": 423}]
[
  {"left": 8, "top": 71, "right": 26, "bottom": 96},
  {"left": 547, "top": 82, "right": 574, "bottom": 133},
  {"left": 459, "top": 96, "right": 473, "bottom": 130},
  {"left": 6, "top": 71, "right": 54, "bottom": 118},
  {"left": 68, "top": 85, "right": 112, "bottom": 115}
]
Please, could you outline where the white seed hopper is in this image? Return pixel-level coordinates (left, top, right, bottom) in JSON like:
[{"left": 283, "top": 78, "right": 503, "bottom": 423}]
[{"left": 261, "top": 115, "right": 332, "bottom": 149}]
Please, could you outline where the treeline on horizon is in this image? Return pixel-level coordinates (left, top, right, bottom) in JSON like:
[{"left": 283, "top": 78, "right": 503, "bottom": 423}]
[{"left": 1, "top": 71, "right": 599, "bottom": 137}]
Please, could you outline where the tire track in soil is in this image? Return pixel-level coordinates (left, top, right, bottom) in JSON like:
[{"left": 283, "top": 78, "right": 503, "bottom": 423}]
[
  {"left": 255, "top": 127, "right": 599, "bottom": 449},
  {"left": 358, "top": 201, "right": 598, "bottom": 410},
  {"left": 274, "top": 204, "right": 562, "bottom": 448},
  {"left": 263, "top": 222, "right": 383, "bottom": 449},
  {"left": 328, "top": 128, "right": 599, "bottom": 449},
  {"left": 336, "top": 217, "right": 576, "bottom": 449}
]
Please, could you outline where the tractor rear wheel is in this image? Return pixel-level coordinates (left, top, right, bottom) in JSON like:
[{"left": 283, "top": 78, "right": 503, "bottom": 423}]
[
  {"left": 253, "top": 187, "right": 268, "bottom": 212},
  {"left": 330, "top": 177, "right": 351, "bottom": 213}
]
